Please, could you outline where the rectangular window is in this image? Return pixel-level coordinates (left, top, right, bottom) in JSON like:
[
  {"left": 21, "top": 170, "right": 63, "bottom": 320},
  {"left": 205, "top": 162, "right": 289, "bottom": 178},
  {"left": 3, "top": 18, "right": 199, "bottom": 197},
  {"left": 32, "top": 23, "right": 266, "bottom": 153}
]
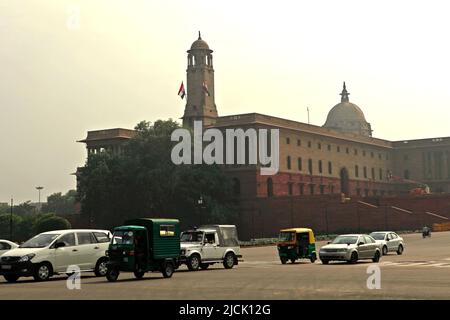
[
  {"left": 298, "top": 157, "right": 302, "bottom": 171},
  {"left": 320, "top": 185, "right": 325, "bottom": 195},
  {"left": 355, "top": 165, "right": 359, "bottom": 178},
  {"left": 308, "top": 141, "right": 312, "bottom": 148},
  {"left": 379, "top": 168, "right": 383, "bottom": 180},
  {"left": 354, "top": 149, "right": 358, "bottom": 155},
  {"left": 286, "top": 137, "right": 290, "bottom": 144},
  {"left": 160, "top": 225, "right": 175, "bottom": 237},
  {"left": 318, "top": 143, "right": 322, "bottom": 150},
  {"left": 287, "top": 156, "right": 291, "bottom": 170},
  {"left": 328, "top": 161, "right": 332, "bottom": 174},
  {"left": 309, "top": 184, "right": 315, "bottom": 195},
  {"left": 363, "top": 150, "right": 366, "bottom": 157},
  {"left": 371, "top": 168, "right": 375, "bottom": 180},
  {"left": 356, "top": 188, "right": 361, "bottom": 196},
  {"left": 297, "top": 139, "right": 301, "bottom": 146},
  {"left": 327, "top": 144, "right": 331, "bottom": 151},
  {"left": 346, "top": 148, "right": 349, "bottom": 154},
  {"left": 288, "top": 183, "right": 293, "bottom": 196},
  {"left": 363, "top": 167, "right": 367, "bottom": 178},
  {"left": 308, "top": 159, "right": 313, "bottom": 174},
  {"left": 371, "top": 152, "right": 374, "bottom": 158},
  {"left": 337, "top": 146, "right": 341, "bottom": 152},
  {"left": 299, "top": 183, "right": 305, "bottom": 195},
  {"left": 318, "top": 160, "right": 323, "bottom": 173}
]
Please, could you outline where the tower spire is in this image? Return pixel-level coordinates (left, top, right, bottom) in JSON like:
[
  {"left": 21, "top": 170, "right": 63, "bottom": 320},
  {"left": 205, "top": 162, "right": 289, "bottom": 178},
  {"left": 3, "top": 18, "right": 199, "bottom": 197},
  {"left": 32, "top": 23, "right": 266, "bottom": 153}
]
[
  {"left": 340, "top": 81, "right": 350, "bottom": 102},
  {"left": 198, "top": 31, "right": 201, "bottom": 40}
]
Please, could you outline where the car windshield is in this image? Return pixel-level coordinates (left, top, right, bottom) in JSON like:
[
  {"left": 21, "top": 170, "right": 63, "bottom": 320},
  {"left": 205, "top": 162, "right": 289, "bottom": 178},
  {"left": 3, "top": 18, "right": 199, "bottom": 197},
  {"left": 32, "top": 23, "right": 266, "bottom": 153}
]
[
  {"left": 369, "top": 233, "right": 386, "bottom": 240},
  {"left": 331, "top": 236, "right": 359, "bottom": 245},
  {"left": 112, "top": 231, "right": 134, "bottom": 245},
  {"left": 180, "top": 231, "right": 204, "bottom": 242},
  {"left": 19, "top": 233, "right": 60, "bottom": 248},
  {"left": 278, "top": 232, "right": 295, "bottom": 242}
]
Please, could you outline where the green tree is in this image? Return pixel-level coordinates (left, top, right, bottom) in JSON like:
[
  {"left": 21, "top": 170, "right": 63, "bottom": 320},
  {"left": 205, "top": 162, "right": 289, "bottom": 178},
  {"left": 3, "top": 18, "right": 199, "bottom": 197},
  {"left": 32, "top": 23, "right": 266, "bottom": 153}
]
[
  {"left": 0, "top": 214, "right": 22, "bottom": 241},
  {"left": 77, "top": 119, "right": 237, "bottom": 230},
  {"left": 42, "top": 190, "right": 77, "bottom": 215},
  {"left": 34, "top": 214, "right": 71, "bottom": 234}
]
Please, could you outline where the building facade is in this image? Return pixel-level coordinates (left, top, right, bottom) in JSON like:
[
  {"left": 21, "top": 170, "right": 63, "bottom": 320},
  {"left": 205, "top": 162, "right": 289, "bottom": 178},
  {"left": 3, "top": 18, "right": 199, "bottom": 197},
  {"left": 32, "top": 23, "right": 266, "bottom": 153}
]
[{"left": 78, "top": 34, "right": 450, "bottom": 199}]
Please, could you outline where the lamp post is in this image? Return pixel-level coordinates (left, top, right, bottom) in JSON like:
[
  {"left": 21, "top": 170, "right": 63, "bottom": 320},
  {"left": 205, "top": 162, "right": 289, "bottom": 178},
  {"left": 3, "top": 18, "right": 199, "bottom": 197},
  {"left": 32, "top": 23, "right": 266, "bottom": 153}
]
[
  {"left": 10, "top": 197, "right": 13, "bottom": 241},
  {"left": 198, "top": 196, "right": 204, "bottom": 225},
  {"left": 36, "top": 186, "right": 44, "bottom": 211}
]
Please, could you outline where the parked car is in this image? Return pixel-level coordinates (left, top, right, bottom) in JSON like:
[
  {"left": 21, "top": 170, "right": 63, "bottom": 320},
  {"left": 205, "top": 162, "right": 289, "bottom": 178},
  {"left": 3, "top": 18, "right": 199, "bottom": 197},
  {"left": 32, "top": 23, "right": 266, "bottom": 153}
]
[
  {"left": 105, "top": 218, "right": 180, "bottom": 281},
  {"left": 0, "top": 240, "right": 18, "bottom": 256},
  {"left": 180, "top": 225, "right": 242, "bottom": 271},
  {"left": 369, "top": 231, "right": 405, "bottom": 255},
  {"left": 0, "top": 229, "right": 112, "bottom": 283},
  {"left": 319, "top": 234, "right": 382, "bottom": 264}
]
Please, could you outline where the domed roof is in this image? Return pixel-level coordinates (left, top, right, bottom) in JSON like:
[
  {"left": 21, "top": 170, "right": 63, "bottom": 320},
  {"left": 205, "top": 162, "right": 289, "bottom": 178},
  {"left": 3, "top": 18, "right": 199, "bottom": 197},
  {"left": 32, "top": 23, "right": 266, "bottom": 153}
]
[
  {"left": 323, "top": 82, "right": 372, "bottom": 137},
  {"left": 190, "top": 31, "right": 210, "bottom": 50}
]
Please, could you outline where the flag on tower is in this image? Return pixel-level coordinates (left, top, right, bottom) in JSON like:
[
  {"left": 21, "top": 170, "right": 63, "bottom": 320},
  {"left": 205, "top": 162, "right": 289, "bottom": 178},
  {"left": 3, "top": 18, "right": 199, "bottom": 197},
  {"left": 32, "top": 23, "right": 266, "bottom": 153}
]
[
  {"left": 202, "top": 81, "right": 211, "bottom": 96},
  {"left": 178, "top": 81, "right": 186, "bottom": 99}
]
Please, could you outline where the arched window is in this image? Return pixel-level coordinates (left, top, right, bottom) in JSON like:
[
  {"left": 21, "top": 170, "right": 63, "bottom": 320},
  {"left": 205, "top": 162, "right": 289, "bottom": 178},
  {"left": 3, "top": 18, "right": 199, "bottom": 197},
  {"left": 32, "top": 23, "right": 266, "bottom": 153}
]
[
  {"left": 267, "top": 178, "right": 273, "bottom": 197},
  {"left": 232, "top": 178, "right": 241, "bottom": 196}
]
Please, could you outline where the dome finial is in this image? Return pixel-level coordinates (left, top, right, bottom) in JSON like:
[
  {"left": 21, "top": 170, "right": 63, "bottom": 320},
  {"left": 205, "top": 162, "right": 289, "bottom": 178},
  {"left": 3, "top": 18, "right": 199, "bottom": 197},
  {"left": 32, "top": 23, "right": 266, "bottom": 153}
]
[
  {"left": 340, "top": 81, "right": 350, "bottom": 102},
  {"left": 198, "top": 31, "right": 202, "bottom": 40}
]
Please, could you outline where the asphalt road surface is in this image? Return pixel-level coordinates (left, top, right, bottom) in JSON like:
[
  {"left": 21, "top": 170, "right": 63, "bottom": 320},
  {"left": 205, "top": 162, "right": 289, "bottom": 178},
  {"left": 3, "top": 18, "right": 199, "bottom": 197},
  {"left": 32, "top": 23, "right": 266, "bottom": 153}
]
[{"left": 1, "top": 232, "right": 450, "bottom": 299}]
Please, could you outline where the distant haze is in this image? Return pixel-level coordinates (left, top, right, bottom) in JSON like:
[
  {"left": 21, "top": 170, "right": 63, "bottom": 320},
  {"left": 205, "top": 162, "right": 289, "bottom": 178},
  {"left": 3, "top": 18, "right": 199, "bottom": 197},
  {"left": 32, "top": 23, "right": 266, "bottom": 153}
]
[{"left": 1, "top": 0, "right": 449, "bottom": 202}]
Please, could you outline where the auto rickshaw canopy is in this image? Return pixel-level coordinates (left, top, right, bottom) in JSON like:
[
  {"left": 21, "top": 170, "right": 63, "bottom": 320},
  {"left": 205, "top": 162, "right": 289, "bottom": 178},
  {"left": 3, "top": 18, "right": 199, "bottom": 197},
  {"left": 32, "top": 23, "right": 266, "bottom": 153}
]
[{"left": 280, "top": 228, "right": 315, "bottom": 244}]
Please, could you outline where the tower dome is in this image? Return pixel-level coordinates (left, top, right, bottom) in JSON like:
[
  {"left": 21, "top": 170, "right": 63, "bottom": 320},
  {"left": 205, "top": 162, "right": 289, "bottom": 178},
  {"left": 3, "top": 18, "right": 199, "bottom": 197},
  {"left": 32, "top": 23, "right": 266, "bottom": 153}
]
[
  {"left": 323, "top": 82, "right": 372, "bottom": 137},
  {"left": 190, "top": 31, "right": 211, "bottom": 50}
]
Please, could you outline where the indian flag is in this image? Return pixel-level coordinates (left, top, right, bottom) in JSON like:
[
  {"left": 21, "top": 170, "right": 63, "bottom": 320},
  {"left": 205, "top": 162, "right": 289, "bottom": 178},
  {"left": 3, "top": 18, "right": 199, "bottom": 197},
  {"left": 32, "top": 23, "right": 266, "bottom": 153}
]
[
  {"left": 178, "top": 81, "right": 186, "bottom": 99},
  {"left": 202, "top": 81, "right": 211, "bottom": 96}
]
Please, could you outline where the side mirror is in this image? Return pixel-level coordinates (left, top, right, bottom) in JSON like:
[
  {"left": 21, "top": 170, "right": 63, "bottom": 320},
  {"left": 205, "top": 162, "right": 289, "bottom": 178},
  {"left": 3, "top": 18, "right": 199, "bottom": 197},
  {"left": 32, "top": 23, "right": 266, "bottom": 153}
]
[
  {"left": 55, "top": 242, "right": 66, "bottom": 249},
  {"left": 358, "top": 242, "right": 364, "bottom": 246},
  {"left": 386, "top": 238, "right": 390, "bottom": 242}
]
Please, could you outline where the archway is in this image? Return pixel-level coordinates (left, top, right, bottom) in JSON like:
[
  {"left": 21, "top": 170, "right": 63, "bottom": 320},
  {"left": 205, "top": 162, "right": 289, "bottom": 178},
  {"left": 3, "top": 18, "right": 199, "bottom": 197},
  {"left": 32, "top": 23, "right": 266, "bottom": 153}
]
[{"left": 340, "top": 167, "right": 350, "bottom": 196}]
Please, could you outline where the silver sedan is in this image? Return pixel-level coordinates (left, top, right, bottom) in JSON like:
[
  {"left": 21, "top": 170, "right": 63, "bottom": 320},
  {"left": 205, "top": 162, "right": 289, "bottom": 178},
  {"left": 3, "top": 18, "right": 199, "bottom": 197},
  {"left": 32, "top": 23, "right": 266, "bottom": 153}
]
[
  {"left": 319, "top": 234, "right": 382, "bottom": 264},
  {"left": 369, "top": 231, "right": 405, "bottom": 255}
]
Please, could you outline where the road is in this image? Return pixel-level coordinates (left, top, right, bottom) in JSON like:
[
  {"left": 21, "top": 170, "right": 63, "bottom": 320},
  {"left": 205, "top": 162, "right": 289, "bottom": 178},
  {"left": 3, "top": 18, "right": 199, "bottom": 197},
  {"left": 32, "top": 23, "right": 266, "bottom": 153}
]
[{"left": 1, "top": 232, "right": 449, "bottom": 299}]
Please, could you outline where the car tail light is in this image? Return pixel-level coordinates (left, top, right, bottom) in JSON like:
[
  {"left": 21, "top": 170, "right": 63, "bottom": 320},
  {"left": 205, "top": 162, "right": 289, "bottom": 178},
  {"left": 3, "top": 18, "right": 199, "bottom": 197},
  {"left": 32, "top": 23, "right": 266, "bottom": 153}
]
[{"left": 128, "top": 250, "right": 135, "bottom": 256}]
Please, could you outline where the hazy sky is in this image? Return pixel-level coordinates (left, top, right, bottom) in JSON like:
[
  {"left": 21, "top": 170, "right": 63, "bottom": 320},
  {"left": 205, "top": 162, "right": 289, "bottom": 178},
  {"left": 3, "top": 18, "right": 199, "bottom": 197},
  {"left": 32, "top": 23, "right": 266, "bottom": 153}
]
[{"left": 1, "top": 0, "right": 450, "bottom": 203}]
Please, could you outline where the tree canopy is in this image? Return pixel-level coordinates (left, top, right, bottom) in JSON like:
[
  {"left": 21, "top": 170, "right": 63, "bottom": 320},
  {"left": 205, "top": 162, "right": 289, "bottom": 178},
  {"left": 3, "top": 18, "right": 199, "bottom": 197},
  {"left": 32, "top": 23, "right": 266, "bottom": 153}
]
[{"left": 77, "top": 119, "right": 237, "bottom": 230}]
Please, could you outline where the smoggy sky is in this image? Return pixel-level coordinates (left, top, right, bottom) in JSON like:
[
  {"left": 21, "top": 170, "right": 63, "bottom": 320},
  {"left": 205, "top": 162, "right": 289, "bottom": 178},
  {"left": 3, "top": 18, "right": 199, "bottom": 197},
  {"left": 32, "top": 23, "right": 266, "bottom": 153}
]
[{"left": 1, "top": 0, "right": 450, "bottom": 203}]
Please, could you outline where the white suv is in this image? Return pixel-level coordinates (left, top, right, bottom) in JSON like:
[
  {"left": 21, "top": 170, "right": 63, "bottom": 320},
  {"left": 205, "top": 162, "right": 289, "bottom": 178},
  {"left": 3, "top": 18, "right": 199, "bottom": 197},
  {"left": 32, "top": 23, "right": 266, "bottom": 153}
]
[{"left": 0, "top": 229, "right": 111, "bottom": 282}]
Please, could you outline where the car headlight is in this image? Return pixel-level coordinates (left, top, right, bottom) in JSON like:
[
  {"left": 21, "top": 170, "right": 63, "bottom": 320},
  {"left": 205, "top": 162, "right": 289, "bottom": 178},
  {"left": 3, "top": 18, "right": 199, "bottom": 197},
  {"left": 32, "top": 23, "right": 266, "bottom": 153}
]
[
  {"left": 19, "top": 253, "right": 35, "bottom": 262},
  {"left": 180, "top": 249, "right": 186, "bottom": 255}
]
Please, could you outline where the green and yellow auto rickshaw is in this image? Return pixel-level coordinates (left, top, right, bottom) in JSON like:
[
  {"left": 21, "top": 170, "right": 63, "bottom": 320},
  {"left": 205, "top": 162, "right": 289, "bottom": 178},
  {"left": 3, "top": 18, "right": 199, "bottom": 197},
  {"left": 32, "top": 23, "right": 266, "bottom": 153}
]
[
  {"left": 277, "top": 228, "right": 317, "bottom": 264},
  {"left": 105, "top": 218, "right": 180, "bottom": 281}
]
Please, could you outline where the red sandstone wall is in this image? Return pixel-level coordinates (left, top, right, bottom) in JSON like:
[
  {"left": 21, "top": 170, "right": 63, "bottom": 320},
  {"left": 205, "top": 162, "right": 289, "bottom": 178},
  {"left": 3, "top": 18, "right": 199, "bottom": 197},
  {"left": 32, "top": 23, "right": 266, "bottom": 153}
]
[{"left": 237, "top": 194, "right": 450, "bottom": 240}]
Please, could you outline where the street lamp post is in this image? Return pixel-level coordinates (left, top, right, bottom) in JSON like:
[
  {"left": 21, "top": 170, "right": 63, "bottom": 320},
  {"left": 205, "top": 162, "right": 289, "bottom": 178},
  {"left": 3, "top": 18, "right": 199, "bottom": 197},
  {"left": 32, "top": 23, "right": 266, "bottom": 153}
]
[
  {"left": 10, "top": 197, "right": 13, "bottom": 241},
  {"left": 36, "top": 186, "right": 44, "bottom": 211},
  {"left": 198, "top": 196, "right": 204, "bottom": 225}
]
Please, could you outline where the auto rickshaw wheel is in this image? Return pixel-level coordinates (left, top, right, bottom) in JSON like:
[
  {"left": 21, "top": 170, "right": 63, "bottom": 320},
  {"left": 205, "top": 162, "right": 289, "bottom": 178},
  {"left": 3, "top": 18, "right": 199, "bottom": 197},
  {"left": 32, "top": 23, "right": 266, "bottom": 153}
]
[
  {"left": 290, "top": 259, "right": 296, "bottom": 264},
  {"left": 106, "top": 267, "right": 120, "bottom": 282},
  {"left": 310, "top": 253, "right": 317, "bottom": 263},
  {"left": 134, "top": 270, "right": 145, "bottom": 279},
  {"left": 280, "top": 257, "right": 288, "bottom": 264},
  {"left": 162, "top": 262, "right": 174, "bottom": 278}
]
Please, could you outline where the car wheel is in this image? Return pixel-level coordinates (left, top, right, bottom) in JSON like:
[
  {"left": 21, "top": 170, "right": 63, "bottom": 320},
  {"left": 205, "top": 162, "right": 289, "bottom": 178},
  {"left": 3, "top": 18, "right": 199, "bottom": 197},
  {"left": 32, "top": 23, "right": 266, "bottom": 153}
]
[
  {"left": 187, "top": 254, "right": 201, "bottom": 271},
  {"left": 134, "top": 270, "right": 145, "bottom": 279},
  {"left": 290, "top": 259, "right": 296, "bottom": 264},
  {"left": 200, "top": 263, "right": 210, "bottom": 270},
  {"left": 94, "top": 258, "right": 108, "bottom": 277},
  {"left": 310, "top": 253, "right": 317, "bottom": 263},
  {"left": 280, "top": 257, "right": 288, "bottom": 264},
  {"left": 161, "top": 262, "right": 174, "bottom": 278},
  {"left": 348, "top": 252, "right": 358, "bottom": 264},
  {"left": 372, "top": 250, "right": 381, "bottom": 263},
  {"left": 33, "top": 262, "right": 52, "bottom": 281},
  {"left": 397, "top": 244, "right": 404, "bottom": 255},
  {"left": 321, "top": 259, "right": 329, "bottom": 265},
  {"left": 4, "top": 274, "right": 19, "bottom": 283},
  {"left": 106, "top": 266, "right": 120, "bottom": 282},
  {"left": 382, "top": 246, "right": 388, "bottom": 255},
  {"left": 223, "top": 252, "right": 235, "bottom": 269}
]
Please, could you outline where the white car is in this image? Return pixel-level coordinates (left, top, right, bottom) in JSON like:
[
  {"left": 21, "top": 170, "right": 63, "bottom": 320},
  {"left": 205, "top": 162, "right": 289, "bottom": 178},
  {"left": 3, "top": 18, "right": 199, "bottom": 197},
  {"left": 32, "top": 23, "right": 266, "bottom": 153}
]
[
  {"left": 0, "top": 229, "right": 111, "bottom": 282},
  {"left": 0, "top": 240, "right": 18, "bottom": 256},
  {"left": 369, "top": 231, "right": 405, "bottom": 255}
]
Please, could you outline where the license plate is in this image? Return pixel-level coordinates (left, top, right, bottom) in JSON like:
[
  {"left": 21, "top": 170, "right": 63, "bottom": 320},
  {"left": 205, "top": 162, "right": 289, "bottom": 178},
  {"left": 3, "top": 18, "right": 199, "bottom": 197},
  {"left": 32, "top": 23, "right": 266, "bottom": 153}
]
[{"left": 1, "top": 265, "right": 12, "bottom": 270}]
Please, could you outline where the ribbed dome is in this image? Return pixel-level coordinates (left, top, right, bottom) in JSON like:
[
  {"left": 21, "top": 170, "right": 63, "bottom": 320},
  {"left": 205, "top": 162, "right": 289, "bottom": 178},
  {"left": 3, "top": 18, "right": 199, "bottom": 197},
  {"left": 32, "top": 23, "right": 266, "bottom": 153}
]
[
  {"left": 190, "top": 32, "right": 210, "bottom": 50},
  {"left": 323, "top": 82, "right": 372, "bottom": 137}
]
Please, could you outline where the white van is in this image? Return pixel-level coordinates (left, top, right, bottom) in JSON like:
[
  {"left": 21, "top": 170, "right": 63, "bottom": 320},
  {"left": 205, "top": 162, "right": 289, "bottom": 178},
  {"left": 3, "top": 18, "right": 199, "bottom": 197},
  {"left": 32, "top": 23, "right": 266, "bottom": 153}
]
[{"left": 0, "top": 229, "right": 111, "bottom": 282}]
